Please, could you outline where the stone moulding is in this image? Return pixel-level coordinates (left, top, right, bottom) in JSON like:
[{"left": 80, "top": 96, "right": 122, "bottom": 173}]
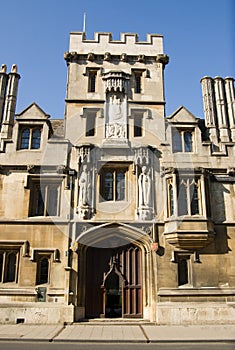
[
  {"left": 164, "top": 230, "right": 215, "bottom": 250},
  {"left": 163, "top": 218, "right": 215, "bottom": 250}
]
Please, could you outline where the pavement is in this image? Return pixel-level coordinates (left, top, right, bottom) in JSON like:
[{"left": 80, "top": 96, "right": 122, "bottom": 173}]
[{"left": 0, "top": 322, "right": 234, "bottom": 343}]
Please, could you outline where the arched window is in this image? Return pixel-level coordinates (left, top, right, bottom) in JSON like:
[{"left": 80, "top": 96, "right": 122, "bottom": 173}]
[
  {"left": 20, "top": 128, "right": 30, "bottom": 149},
  {"left": 32, "top": 129, "right": 41, "bottom": 149},
  {"left": 0, "top": 249, "right": 19, "bottom": 284},
  {"left": 178, "top": 178, "right": 200, "bottom": 216}
]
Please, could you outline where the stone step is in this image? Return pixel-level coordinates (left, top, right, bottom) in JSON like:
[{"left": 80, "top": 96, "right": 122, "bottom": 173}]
[{"left": 75, "top": 318, "right": 152, "bottom": 325}]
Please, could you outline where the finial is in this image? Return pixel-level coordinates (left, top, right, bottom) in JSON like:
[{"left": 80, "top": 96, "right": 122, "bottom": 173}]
[
  {"left": 11, "top": 64, "right": 18, "bottom": 73},
  {"left": 0, "top": 64, "right": 7, "bottom": 73}
]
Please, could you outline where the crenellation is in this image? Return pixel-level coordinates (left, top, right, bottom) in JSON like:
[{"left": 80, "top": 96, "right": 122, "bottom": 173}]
[{"left": 69, "top": 32, "right": 164, "bottom": 56}]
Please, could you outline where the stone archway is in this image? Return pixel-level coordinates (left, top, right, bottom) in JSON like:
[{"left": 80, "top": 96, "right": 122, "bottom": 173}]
[{"left": 76, "top": 223, "right": 154, "bottom": 320}]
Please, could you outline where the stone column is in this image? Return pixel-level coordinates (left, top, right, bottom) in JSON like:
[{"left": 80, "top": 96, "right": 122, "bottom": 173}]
[
  {"left": 224, "top": 77, "right": 235, "bottom": 142},
  {"left": 200, "top": 76, "right": 218, "bottom": 144},
  {"left": 0, "top": 64, "right": 8, "bottom": 125},
  {"left": 1, "top": 64, "right": 20, "bottom": 139},
  {"left": 214, "top": 77, "right": 230, "bottom": 142}
]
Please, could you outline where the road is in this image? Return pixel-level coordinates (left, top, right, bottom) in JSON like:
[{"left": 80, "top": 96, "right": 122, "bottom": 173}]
[{"left": 0, "top": 342, "right": 234, "bottom": 350}]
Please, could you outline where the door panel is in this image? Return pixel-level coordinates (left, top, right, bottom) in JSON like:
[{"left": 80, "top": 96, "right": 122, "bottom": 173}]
[{"left": 85, "top": 244, "right": 142, "bottom": 318}]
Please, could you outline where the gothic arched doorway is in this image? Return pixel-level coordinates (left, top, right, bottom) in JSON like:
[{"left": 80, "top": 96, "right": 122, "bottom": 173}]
[{"left": 85, "top": 243, "right": 143, "bottom": 319}]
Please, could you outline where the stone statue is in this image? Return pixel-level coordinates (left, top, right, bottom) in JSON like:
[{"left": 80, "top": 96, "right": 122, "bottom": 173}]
[
  {"left": 138, "top": 166, "right": 151, "bottom": 207},
  {"left": 109, "top": 94, "right": 122, "bottom": 121},
  {"left": 78, "top": 165, "right": 90, "bottom": 206}
]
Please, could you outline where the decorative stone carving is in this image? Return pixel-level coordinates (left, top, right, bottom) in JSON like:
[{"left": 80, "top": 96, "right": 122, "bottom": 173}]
[
  {"left": 27, "top": 165, "right": 36, "bottom": 173},
  {"left": 138, "top": 54, "right": 145, "bottom": 62},
  {"left": 77, "top": 145, "right": 92, "bottom": 164},
  {"left": 64, "top": 51, "right": 79, "bottom": 62},
  {"left": 78, "top": 165, "right": 90, "bottom": 207},
  {"left": 56, "top": 165, "right": 67, "bottom": 174},
  {"left": 77, "top": 164, "right": 94, "bottom": 220},
  {"left": 138, "top": 166, "right": 151, "bottom": 208},
  {"left": 120, "top": 53, "right": 127, "bottom": 62},
  {"left": 134, "top": 147, "right": 151, "bottom": 166},
  {"left": 87, "top": 52, "right": 95, "bottom": 61},
  {"left": 23, "top": 241, "right": 30, "bottom": 257},
  {"left": 102, "top": 71, "right": 130, "bottom": 93},
  {"left": 156, "top": 54, "right": 169, "bottom": 66},
  {"left": 106, "top": 123, "right": 126, "bottom": 139},
  {"left": 104, "top": 52, "right": 111, "bottom": 61}
]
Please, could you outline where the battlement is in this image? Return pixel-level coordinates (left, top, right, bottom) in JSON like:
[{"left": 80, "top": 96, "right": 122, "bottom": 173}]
[{"left": 69, "top": 32, "right": 164, "bottom": 56}]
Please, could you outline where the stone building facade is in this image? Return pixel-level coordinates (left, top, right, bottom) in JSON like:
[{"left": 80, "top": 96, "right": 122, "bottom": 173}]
[{"left": 0, "top": 32, "right": 235, "bottom": 325}]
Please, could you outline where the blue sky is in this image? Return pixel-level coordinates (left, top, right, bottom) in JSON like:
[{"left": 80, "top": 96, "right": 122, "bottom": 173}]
[{"left": 0, "top": 0, "right": 234, "bottom": 119}]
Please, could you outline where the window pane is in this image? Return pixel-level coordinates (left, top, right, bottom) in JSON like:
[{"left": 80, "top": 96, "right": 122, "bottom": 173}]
[
  {"left": 134, "top": 115, "right": 142, "bottom": 137},
  {"left": 47, "top": 186, "right": 59, "bottom": 216},
  {"left": 0, "top": 253, "right": 3, "bottom": 282},
  {"left": 135, "top": 74, "right": 141, "bottom": 93},
  {"left": 88, "top": 73, "right": 96, "bottom": 92},
  {"left": 184, "top": 132, "right": 193, "bottom": 152},
  {"left": 35, "top": 186, "right": 45, "bottom": 216},
  {"left": 178, "top": 182, "right": 188, "bottom": 215},
  {"left": 173, "top": 130, "right": 182, "bottom": 152},
  {"left": 20, "top": 129, "right": 30, "bottom": 149},
  {"left": 190, "top": 182, "right": 199, "bottom": 215},
  {"left": 38, "top": 258, "right": 49, "bottom": 284},
  {"left": 86, "top": 113, "right": 96, "bottom": 136},
  {"left": 116, "top": 172, "right": 125, "bottom": 201},
  {"left": 168, "top": 183, "right": 174, "bottom": 216},
  {"left": 178, "top": 258, "right": 188, "bottom": 286},
  {"left": 6, "top": 252, "right": 17, "bottom": 282},
  {"left": 32, "top": 129, "right": 41, "bottom": 149},
  {"left": 103, "top": 172, "right": 113, "bottom": 201}
]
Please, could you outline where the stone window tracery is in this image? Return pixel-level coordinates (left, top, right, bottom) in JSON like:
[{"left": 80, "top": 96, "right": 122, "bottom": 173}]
[{"left": 166, "top": 173, "right": 204, "bottom": 218}]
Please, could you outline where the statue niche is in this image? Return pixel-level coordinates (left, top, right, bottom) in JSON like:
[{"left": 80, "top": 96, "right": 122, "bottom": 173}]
[
  {"left": 102, "top": 71, "right": 129, "bottom": 143},
  {"left": 77, "top": 164, "right": 92, "bottom": 220},
  {"left": 105, "top": 92, "right": 127, "bottom": 139}
]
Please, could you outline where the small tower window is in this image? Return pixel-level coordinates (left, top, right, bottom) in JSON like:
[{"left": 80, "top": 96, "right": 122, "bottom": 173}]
[
  {"left": 88, "top": 71, "right": 97, "bottom": 92},
  {"left": 134, "top": 73, "right": 142, "bottom": 93}
]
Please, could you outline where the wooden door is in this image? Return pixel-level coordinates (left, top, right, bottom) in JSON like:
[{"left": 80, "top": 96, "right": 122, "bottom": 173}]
[{"left": 85, "top": 244, "right": 142, "bottom": 318}]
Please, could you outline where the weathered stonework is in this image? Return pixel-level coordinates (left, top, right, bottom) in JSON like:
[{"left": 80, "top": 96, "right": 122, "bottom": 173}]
[{"left": 0, "top": 32, "right": 235, "bottom": 325}]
